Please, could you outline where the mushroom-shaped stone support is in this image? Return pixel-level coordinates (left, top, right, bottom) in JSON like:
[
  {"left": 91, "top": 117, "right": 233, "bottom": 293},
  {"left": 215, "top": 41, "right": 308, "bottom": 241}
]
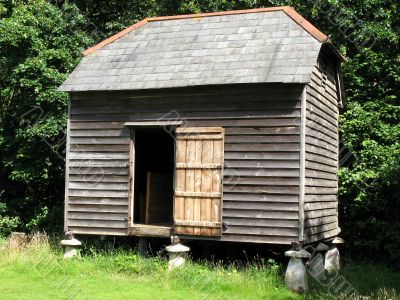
[
  {"left": 165, "top": 243, "right": 190, "bottom": 270},
  {"left": 325, "top": 237, "right": 345, "bottom": 273},
  {"left": 285, "top": 249, "right": 312, "bottom": 293},
  {"left": 60, "top": 237, "right": 82, "bottom": 259},
  {"left": 308, "top": 243, "right": 329, "bottom": 279}
]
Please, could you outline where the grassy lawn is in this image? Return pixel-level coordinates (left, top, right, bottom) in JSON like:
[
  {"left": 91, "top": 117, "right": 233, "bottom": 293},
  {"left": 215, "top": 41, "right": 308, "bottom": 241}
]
[{"left": 0, "top": 237, "right": 399, "bottom": 300}]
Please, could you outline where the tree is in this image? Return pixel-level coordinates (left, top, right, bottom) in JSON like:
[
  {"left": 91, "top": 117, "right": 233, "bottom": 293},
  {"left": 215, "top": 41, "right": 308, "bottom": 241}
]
[{"left": 0, "top": 0, "right": 92, "bottom": 233}]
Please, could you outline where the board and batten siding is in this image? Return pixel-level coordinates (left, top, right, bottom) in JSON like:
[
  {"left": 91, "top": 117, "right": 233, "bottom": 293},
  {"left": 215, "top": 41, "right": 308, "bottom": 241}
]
[
  {"left": 66, "top": 84, "right": 303, "bottom": 244},
  {"left": 304, "top": 52, "right": 341, "bottom": 243}
]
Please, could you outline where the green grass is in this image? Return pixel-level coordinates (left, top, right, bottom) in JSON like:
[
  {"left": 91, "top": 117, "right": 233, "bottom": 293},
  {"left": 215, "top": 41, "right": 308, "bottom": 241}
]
[{"left": 0, "top": 237, "right": 399, "bottom": 300}]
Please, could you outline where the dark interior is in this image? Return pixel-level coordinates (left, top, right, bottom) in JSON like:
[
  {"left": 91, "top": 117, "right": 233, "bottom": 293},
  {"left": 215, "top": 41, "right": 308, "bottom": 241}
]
[{"left": 133, "top": 127, "right": 175, "bottom": 225}]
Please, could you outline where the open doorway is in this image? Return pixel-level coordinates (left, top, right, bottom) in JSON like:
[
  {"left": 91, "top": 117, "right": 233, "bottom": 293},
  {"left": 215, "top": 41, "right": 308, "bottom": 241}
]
[{"left": 133, "top": 127, "right": 175, "bottom": 226}]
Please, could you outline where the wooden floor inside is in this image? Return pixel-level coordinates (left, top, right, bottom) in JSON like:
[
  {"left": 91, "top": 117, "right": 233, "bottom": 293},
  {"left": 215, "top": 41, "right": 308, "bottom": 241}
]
[{"left": 128, "top": 223, "right": 172, "bottom": 237}]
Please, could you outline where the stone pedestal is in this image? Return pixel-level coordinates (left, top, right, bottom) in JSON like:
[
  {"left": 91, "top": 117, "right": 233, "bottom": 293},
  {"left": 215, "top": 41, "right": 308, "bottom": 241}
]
[
  {"left": 324, "top": 237, "right": 345, "bottom": 273},
  {"left": 60, "top": 232, "right": 81, "bottom": 259},
  {"left": 285, "top": 249, "right": 311, "bottom": 293},
  {"left": 308, "top": 243, "right": 329, "bottom": 279},
  {"left": 165, "top": 236, "right": 190, "bottom": 271}
]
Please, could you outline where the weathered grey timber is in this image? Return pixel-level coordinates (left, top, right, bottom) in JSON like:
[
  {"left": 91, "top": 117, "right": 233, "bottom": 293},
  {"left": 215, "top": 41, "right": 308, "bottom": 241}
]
[{"left": 59, "top": 7, "right": 344, "bottom": 246}]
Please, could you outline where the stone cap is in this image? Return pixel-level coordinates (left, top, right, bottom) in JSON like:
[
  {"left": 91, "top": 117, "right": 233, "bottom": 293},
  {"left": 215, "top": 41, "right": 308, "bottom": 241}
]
[
  {"left": 60, "top": 238, "right": 82, "bottom": 246},
  {"left": 285, "top": 249, "right": 311, "bottom": 259},
  {"left": 315, "top": 243, "right": 329, "bottom": 251},
  {"left": 165, "top": 243, "right": 190, "bottom": 253},
  {"left": 332, "top": 237, "right": 345, "bottom": 244}
]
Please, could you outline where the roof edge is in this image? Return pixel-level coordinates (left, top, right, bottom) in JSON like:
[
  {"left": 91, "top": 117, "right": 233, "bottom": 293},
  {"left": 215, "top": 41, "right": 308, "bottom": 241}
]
[
  {"left": 82, "top": 18, "right": 149, "bottom": 56},
  {"left": 82, "top": 6, "right": 331, "bottom": 57}
]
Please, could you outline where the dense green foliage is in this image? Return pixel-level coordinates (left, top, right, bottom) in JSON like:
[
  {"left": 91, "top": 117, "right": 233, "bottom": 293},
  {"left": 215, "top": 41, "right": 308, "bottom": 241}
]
[
  {"left": 0, "top": 0, "right": 92, "bottom": 234},
  {"left": 0, "top": 0, "right": 399, "bottom": 265}
]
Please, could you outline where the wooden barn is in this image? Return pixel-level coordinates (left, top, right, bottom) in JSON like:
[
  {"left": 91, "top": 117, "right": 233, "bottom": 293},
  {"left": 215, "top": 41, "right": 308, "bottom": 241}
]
[{"left": 59, "top": 7, "right": 345, "bottom": 246}]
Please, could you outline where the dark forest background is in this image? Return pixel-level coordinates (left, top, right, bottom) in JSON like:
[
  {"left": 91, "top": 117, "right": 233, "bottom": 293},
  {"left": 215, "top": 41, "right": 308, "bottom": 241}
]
[{"left": 0, "top": 0, "right": 398, "bottom": 266}]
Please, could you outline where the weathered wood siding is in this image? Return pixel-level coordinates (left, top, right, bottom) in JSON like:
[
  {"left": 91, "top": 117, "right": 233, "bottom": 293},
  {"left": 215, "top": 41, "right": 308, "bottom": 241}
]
[
  {"left": 66, "top": 84, "right": 303, "bottom": 244},
  {"left": 304, "top": 51, "right": 341, "bottom": 243}
]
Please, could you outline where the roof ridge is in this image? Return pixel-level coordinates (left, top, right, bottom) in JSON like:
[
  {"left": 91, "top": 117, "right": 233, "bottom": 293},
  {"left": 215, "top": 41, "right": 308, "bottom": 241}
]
[{"left": 82, "top": 6, "right": 329, "bottom": 57}]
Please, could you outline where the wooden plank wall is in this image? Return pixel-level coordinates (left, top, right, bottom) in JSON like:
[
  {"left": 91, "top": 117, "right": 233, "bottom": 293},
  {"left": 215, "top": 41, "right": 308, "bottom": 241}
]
[
  {"left": 67, "top": 84, "right": 303, "bottom": 244},
  {"left": 304, "top": 51, "right": 341, "bottom": 243}
]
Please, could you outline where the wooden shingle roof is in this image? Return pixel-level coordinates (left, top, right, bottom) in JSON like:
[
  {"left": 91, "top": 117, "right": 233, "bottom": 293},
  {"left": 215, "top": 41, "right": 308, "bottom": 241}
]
[{"left": 59, "top": 6, "right": 341, "bottom": 92}]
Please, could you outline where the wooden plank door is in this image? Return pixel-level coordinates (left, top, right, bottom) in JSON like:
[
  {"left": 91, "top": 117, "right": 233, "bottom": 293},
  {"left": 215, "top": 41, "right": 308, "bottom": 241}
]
[{"left": 174, "top": 127, "right": 224, "bottom": 236}]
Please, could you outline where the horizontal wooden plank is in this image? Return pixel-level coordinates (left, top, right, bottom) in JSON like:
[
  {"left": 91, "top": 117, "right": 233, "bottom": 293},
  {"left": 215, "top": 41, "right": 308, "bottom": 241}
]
[
  {"left": 307, "top": 79, "right": 338, "bottom": 108},
  {"left": 69, "top": 167, "right": 129, "bottom": 175},
  {"left": 224, "top": 176, "right": 299, "bottom": 186},
  {"left": 225, "top": 225, "right": 298, "bottom": 237},
  {"left": 223, "top": 186, "right": 299, "bottom": 194},
  {"left": 304, "top": 187, "right": 338, "bottom": 195},
  {"left": 69, "top": 175, "right": 129, "bottom": 183},
  {"left": 68, "top": 204, "right": 128, "bottom": 213},
  {"left": 69, "top": 182, "right": 129, "bottom": 191},
  {"left": 225, "top": 143, "right": 300, "bottom": 152},
  {"left": 223, "top": 201, "right": 298, "bottom": 211},
  {"left": 70, "top": 137, "right": 130, "bottom": 145},
  {"left": 225, "top": 127, "right": 300, "bottom": 135},
  {"left": 304, "top": 195, "right": 337, "bottom": 203},
  {"left": 305, "top": 144, "right": 337, "bottom": 160},
  {"left": 223, "top": 193, "right": 299, "bottom": 203},
  {"left": 68, "top": 219, "right": 127, "bottom": 229},
  {"left": 307, "top": 102, "right": 337, "bottom": 128},
  {"left": 71, "top": 94, "right": 301, "bottom": 109},
  {"left": 70, "top": 144, "right": 128, "bottom": 152},
  {"left": 224, "top": 169, "right": 299, "bottom": 177},
  {"left": 304, "top": 208, "right": 337, "bottom": 219},
  {"left": 223, "top": 209, "right": 298, "bottom": 219},
  {"left": 187, "top": 118, "right": 301, "bottom": 128},
  {"left": 71, "top": 84, "right": 302, "bottom": 100},
  {"left": 71, "top": 111, "right": 301, "bottom": 122},
  {"left": 68, "top": 189, "right": 129, "bottom": 198},
  {"left": 225, "top": 135, "right": 300, "bottom": 143},
  {"left": 306, "top": 92, "right": 338, "bottom": 119},
  {"left": 69, "top": 160, "right": 129, "bottom": 168},
  {"left": 124, "top": 121, "right": 183, "bottom": 126},
  {"left": 128, "top": 224, "right": 172, "bottom": 237},
  {"left": 310, "top": 79, "right": 339, "bottom": 107},
  {"left": 69, "top": 152, "right": 130, "bottom": 160},
  {"left": 174, "top": 220, "right": 221, "bottom": 227},
  {"left": 306, "top": 115, "right": 337, "bottom": 140},
  {"left": 306, "top": 128, "right": 338, "bottom": 147},
  {"left": 67, "top": 226, "right": 127, "bottom": 236},
  {"left": 68, "top": 197, "right": 128, "bottom": 205},
  {"left": 225, "top": 152, "right": 299, "bottom": 160},
  {"left": 305, "top": 178, "right": 337, "bottom": 188},
  {"left": 174, "top": 191, "right": 221, "bottom": 198},
  {"left": 304, "top": 201, "right": 337, "bottom": 211},
  {"left": 70, "top": 129, "right": 129, "bottom": 137},
  {"left": 305, "top": 222, "right": 339, "bottom": 236},
  {"left": 305, "top": 169, "right": 337, "bottom": 180},
  {"left": 306, "top": 136, "right": 338, "bottom": 154},
  {"left": 176, "top": 163, "right": 222, "bottom": 169},
  {"left": 176, "top": 134, "right": 223, "bottom": 140},
  {"left": 304, "top": 215, "right": 338, "bottom": 227},
  {"left": 305, "top": 152, "right": 337, "bottom": 167},
  {"left": 223, "top": 217, "right": 298, "bottom": 228},
  {"left": 225, "top": 160, "right": 299, "bottom": 169},
  {"left": 68, "top": 211, "right": 127, "bottom": 220},
  {"left": 305, "top": 227, "right": 341, "bottom": 244},
  {"left": 176, "top": 127, "right": 224, "bottom": 133},
  {"left": 70, "top": 121, "right": 124, "bottom": 130},
  {"left": 72, "top": 94, "right": 301, "bottom": 108},
  {"left": 220, "top": 234, "right": 295, "bottom": 244}
]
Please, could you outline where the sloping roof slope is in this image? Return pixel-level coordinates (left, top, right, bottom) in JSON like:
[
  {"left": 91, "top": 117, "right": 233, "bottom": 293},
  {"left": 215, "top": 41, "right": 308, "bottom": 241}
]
[{"left": 59, "top": 7, "right": 337, "bottom": 92}]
